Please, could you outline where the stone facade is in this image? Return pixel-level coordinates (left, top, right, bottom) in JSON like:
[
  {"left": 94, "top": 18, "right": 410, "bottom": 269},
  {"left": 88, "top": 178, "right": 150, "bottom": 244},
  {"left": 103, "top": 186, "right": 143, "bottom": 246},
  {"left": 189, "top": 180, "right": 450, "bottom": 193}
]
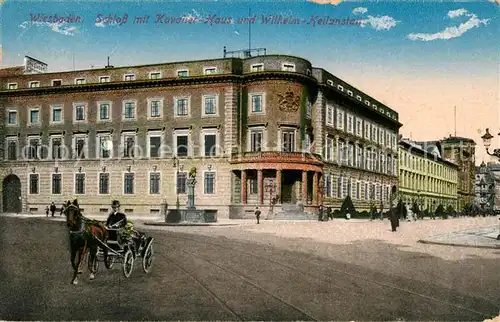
[{"left": 0, "top": 54, "right": 401, "bottom": 218}]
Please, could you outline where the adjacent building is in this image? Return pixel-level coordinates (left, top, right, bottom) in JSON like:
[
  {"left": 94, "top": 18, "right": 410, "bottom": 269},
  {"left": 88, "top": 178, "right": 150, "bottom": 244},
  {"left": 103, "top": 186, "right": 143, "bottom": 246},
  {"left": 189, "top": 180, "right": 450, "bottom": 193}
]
[
  {"left": 398, "top": 138, "right": 459, "bottom": 211},
  {"left": 474, "top": 162, "right": 496, "bottom": 211},
  {"left": 0, "top": 53, "right": 401, "bottom": 218}
]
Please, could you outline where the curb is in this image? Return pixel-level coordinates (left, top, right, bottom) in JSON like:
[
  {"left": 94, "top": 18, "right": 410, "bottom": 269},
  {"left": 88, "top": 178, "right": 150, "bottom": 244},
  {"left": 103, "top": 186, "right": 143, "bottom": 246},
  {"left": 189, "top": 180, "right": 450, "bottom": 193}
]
[
  {"left": 418, "top": 239, "right": 500, "bottom": 250},
  {"left": 144, "top": 221, "right": 253, "bottom": 227}
]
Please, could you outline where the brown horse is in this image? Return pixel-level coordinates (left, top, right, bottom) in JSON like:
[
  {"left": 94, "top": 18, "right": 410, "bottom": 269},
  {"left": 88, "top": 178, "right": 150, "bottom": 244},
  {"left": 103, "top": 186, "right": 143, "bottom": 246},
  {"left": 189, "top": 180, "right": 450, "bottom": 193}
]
[{"left": 64, "top": 199, "right": 108, "bottom": 284}]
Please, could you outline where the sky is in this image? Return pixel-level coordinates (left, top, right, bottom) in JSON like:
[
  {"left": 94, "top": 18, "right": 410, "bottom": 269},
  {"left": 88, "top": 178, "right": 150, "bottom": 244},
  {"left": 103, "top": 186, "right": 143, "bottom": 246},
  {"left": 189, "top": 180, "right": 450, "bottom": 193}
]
[{"left": 0, "top": 0, "right": 498, "bottom": 165}]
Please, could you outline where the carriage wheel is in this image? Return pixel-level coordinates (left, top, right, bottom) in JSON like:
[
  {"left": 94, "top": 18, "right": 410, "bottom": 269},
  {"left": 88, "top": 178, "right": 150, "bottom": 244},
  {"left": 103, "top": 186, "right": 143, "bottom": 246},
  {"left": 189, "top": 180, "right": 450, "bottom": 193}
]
[
  {"left": 104, "top": 254, "right": 115, "bottom": 269},
  {"left": 142, "top": 238, "right": 154, "bottom": 274},
  {"left": 123, "top": 249, "right": 134, "bottom": 278}
]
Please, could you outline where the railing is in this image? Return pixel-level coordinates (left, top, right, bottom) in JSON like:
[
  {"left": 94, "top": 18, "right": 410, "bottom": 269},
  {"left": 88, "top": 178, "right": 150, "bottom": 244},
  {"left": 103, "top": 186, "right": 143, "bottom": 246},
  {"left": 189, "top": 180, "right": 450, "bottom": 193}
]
[{"left": 231, "top": 151, "right": 323, "bottom": 163}]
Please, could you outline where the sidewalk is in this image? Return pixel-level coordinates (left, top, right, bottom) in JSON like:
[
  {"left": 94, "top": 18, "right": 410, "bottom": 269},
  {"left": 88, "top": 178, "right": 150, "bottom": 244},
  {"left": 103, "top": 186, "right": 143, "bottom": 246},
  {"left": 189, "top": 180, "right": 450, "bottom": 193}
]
[{"left": 419, "top": 225, "right": 500, "bottom": 249}]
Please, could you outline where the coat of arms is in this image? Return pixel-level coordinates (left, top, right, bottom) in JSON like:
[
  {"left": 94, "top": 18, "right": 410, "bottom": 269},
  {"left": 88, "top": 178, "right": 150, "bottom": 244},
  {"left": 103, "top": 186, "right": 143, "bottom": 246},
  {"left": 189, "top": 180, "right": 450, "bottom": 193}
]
[{"left": 277, "top": 91, "right": 300, "bottom": 112}]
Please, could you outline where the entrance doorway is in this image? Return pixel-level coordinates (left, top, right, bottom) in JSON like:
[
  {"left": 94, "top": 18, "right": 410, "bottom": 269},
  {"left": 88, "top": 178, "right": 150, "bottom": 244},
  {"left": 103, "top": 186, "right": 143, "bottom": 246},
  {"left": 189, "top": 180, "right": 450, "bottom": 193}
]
[{"left": 3, "top": 174, "right": 22, "bottom": 213}]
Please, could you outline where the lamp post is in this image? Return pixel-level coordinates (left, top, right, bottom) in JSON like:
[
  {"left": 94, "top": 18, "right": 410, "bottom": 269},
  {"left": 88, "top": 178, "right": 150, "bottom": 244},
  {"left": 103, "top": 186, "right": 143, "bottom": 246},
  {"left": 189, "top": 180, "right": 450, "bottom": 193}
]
[
  {"left": 481, "top": 128, "right": 500, "bottom": 239},
  {"left": 172, "top": 156, "right": 181, "bottom": 209}
]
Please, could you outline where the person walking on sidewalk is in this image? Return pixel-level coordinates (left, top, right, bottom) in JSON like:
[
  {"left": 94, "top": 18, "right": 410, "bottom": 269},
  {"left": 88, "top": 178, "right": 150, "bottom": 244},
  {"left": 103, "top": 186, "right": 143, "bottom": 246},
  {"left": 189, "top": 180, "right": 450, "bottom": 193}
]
[
  {"left": 254, "top": 207, "right": 261, "bottom": 224},
  {"left": 49, "top": 202, "right": 56, "bottom": 217}
]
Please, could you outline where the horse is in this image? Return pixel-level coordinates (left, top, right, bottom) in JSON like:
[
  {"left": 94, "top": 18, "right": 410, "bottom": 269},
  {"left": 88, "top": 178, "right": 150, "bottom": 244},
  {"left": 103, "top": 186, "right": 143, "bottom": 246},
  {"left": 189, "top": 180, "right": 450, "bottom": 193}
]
[{"left": 64, "top": 199, "right": 108, "bottom": 284}]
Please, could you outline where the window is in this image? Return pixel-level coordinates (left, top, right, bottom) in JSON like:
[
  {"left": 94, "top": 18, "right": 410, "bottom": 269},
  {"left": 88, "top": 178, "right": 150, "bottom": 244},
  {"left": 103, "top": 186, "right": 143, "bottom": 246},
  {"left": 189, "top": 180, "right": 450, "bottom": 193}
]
[
  {"left": 7, "top": 111, "right": 17, "bottom": 125},
  {"left": 356, "top": 144, "right": 363, "bottom": 168},
  {"left": 337, "top": 175, "right": 343, "bottom": 198},
  {"left": 27, "top": 137, "right": 40, "bottom": 160},
  {"left": 250, "top": 94, "right": 263, "bottom": 113},
  {"left": 372, "top": 125, "right": 378, "bottom": 142},
  {"left": 52, "top": 174, "right": 61, "bottom": 194},
  {"left": 364, "top": 122, "right": 370, "bottom": 140},
  {"left": 281, "top": 129, "right": 295, "bottom": 152},
  {"left": 7, "top": 83, "right": 18, "bottom": 89},
  {"left": 75, "top": 173, "right": 85, "bottom": 194},
  {"left": 325, "top": 137, "right": 333, "bottom": 161},
  {"left": 249, "top": 128, "right": 264, "bottom": 152},
  {"left": 99, "top": 76, "right": 110, "bottom": 83},
  {"left": 98, "top": 102, "right": 111, "bottom": 121},
  {"left": 148, "top": 98, "right": 163, "bottom": 118},
  {"left": 282, "top": 63, "right": 295, "bottom": 72},
  {"left": 74, "top": 104, "right": 86, "bottom": 121},
  {"left": 122, "top": 133, "right": 135, "bottom": 158},
  {"left": 99, "top": 173, "right": 109, "bottom": 194},
  {"left": 337, "top": 140, "right": 345, "bottom": 164},
  {"left": 306, "top": 101, "right": 312, "bottom": 119},
  {"left": 149, "top": 72, "right": 161, "bottom": 79},
  {"left": 75, "top": 78, "right": 86, "bottom": 85},
  {"left": 356, "top": 95, "right": 362, "bottom": 102},
  {"left": 51, "top": 105, "right": 62, "bottom": 123},
  {"left": 250, "top": 179, "right": 258, "bottom": 194},
  {"left": 29, "top": 174, "right": 39, "bottom": 194},
  {"left": 124, "top": 74, "right": 136, "bottom": 81},
  {"left": 52, "top": 80, "right": 62, "bottom": 86},
  {"left": 73, "top": 136, "right": 87, "bottom": 159},
  {"left": 337, "top": 85, "right": 344, "bottom": 91},
  {"left": 356, "top": 181, "right": 360, "bottom": 199},
  {"left": 326, "top": 80, "right": 334, "bottom": 86},
  {"left": 98, "top": 134, "right": 112, "bottom": 158},
  {"left": 150, "top": 172, "right": 160, "bottom": 194},
  {"left": 348, "top": 143, "right": 354, "bottom": 167},
  {"left": 203, "top": 67, "right": 217, "bottom": 75},
  {"left": 51, "top": 136, "right": 63, "bottom": 159},
  {"left": 251, "top": 64, "right": 263, "bottom": 72},
  {"left": 148, "top": 131, "right": 163, "bottom": 158},
  {"left": 347, "top": 114, "right": 353, "bottom": 133},
  {"left": 204, "top": 171, "right": 216, "bottom": 194},
  {"left": 202, "top": 95, "right": 217, "bottom": 116},
  {"left": 356, "top": 119, "right": 362, "bottom": 137},
  {"left": 124, "top": 173, "right": 134, "bottom": 194},
  {"left": 177, "top": 172, "right": 187, "bottom": 194},
  {"left": 29, "top": 81, "right": 40, "bottom": 88},
  {"left": 29, "top": 109, "right": 40, "bottom": 125},
  {"left": 6, "top": 139, "right": 17, "bottom": 160},
  {"left": 326, "top": 105, "right": 334, "bottom": 126},
  {"left": 336, "top": 109, "right": 344, "bottom": 130},
  {"left": 347, "top": 90, "right": 353, "bottom": 97},
  {"left": 364, "top": 183, "right": 368, "bottom": 200},
  {"left": 365, "top": 100, "right": 370, "bottom": 106},
  {"left": 175, "top": 131, "right": 189, "bottom": 157},
  {"left": 379, "top": 128, "right": 384, "bottom": 145},
  {"left": 123, "top": 101, "right": 136, "bottom": 119},
  {"left": 202, "top": 129, "right": 217, "bottom": 157},
  {"left": 177, "top": 69, "right": 189, "bottom": 77},
  {"left": 175, "top": 97, "right": 189, "bottom": 116},
  {"left": 325, "top": 174, "right": 332, "bottom": 197}
]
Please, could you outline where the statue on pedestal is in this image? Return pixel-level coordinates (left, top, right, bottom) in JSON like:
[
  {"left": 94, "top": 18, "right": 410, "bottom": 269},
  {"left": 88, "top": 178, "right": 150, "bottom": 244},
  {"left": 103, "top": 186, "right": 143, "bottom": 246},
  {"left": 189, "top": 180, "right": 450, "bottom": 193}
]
[{"left": 187, "top": 167, "right": 197, "bottom": 210}]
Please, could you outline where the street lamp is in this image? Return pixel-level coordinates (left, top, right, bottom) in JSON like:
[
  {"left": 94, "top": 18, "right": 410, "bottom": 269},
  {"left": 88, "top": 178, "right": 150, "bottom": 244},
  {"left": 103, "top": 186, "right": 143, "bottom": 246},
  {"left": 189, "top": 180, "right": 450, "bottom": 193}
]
[
  {"left": 481, "top": 128, "right": 500, "bottom": 159},
  {"left": 172, "top": 156, "right": 182, "bottom": 209}
]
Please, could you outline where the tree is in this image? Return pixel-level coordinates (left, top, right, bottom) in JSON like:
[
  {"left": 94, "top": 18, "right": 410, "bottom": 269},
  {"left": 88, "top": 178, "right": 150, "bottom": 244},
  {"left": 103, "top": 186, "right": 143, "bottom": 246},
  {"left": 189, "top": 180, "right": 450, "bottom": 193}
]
[{"left": 339, "top": 195, "right": 357, "bottom": 219}]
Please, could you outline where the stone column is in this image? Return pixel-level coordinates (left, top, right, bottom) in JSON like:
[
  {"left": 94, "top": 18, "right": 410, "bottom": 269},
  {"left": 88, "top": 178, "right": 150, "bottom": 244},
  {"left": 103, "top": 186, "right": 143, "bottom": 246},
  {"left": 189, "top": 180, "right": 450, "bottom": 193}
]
[
  {"left": 302, "top": 171, "right": 308, "bottom": 204},
  {"left": 313, "top": 172, "right": 318, "bottom": 205},
  {"left": 258, "top": 169, "right": 264, "bottom": 205},
  {"left": 241, "top": 170, "right": 247, "bottom": 204},
  {"left": 276, "top": 169, "right": 282, "bottom": 201}
]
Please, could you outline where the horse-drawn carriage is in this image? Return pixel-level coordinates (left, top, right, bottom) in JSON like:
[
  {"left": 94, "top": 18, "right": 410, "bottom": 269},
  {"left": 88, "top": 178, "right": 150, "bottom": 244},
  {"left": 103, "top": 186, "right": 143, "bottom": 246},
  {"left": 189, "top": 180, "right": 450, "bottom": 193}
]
[{"left": 93, "top": 225, "right": 154, "bottom": 278}]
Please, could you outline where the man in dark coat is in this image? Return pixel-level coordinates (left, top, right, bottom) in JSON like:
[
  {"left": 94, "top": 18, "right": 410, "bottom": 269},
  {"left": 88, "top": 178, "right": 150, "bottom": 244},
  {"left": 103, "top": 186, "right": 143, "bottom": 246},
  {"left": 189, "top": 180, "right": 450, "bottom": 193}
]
[
  {"left": 49, "top": 202, "right": 56, "bottom": 217},
  {"left": 254, "top": 207, "right": 261, "bottom": 224},
  {"left": 389, "top": 209, "right": 398, "bottom": 232}
]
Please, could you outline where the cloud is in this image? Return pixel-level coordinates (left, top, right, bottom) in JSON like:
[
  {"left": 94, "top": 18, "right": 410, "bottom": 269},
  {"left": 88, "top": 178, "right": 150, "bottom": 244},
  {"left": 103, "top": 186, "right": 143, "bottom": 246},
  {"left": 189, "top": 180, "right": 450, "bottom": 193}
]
[
  {"left": 307, "top": 0, "right": 344, "bottom": 6},
  {"left": 407, "top": 9, "right": 489, "bottom": 41},
  {"left": 352, "top": 7, "right": 368, "bottom": 15},
  {"left": 18, "top": 20, "right": 78, "bottom": 36},
  {"left": 359, "top": 15, "right": 400, "bottom": 31}
]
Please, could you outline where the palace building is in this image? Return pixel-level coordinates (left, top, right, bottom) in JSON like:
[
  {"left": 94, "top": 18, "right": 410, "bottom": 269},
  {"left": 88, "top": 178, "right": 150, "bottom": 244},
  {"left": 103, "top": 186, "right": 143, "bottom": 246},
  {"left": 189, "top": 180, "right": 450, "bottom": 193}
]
[
  {"left": 0, "top": 52, "right": 401, "bottom": 218},
  {"left": 398, "top": 138, "right": 459, "bottom": 211}
]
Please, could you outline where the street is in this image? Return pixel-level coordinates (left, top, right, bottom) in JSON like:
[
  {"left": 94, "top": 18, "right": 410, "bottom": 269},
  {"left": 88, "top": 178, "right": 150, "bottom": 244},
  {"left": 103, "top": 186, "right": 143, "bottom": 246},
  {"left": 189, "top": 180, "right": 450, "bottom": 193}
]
[{"left": 0, "top": 216, "right": 499, "bottom": 321}]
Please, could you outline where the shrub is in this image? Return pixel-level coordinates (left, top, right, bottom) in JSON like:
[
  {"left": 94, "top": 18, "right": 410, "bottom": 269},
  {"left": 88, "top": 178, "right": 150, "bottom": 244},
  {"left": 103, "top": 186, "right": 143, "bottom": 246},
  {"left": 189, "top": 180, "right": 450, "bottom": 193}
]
[
  {"left": 435, "top": 204, "right": 446, "bottom": 219},
  {"left": 396, "top": 200, "right": 407, "bottom": 219},
  {"left": 445, "top": 205, "right": 455, "bottom": 218},
  {"left": 339, "top": 195, "right": 357, "bottom": 218}
]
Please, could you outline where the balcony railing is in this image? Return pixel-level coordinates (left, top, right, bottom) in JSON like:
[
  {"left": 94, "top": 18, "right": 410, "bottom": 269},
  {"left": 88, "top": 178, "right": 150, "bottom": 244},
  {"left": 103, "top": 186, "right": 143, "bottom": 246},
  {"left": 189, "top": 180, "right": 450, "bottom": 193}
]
[{"left": 231, "top": 151, "right": 323, "bottom": 163}]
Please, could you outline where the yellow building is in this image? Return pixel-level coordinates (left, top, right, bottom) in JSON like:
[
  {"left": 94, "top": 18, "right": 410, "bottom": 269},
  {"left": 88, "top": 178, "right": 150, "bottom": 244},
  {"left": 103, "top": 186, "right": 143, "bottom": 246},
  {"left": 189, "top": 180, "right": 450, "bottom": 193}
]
[{"left": 398, "top": 139, "right": 458, "bottom": 211}]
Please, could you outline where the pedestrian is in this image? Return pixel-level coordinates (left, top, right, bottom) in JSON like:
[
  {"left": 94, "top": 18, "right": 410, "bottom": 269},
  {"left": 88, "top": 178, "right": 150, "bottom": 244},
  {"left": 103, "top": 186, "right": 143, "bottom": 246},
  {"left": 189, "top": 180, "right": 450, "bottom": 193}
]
[
  {"left": 45, "top": 206, "right": 49, "bottom": 217},
  {"left": 254, "top": 206, "right": 261, "bottom": 224},
  {"left": 50, "top": 202, "right": 56, "bottom": 217},
  {"left": 60, "top": 203, "right": 66, "bottom": 216},
  {"left": 389, "top": 209, "right": 398, "bottom": 232}
]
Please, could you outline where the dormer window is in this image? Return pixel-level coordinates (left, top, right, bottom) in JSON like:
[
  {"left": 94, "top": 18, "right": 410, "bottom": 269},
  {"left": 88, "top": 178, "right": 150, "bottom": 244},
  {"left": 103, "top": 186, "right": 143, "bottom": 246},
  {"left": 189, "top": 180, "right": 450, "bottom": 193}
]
[
  {"left": 177, "top": 69, "right": 189, "bottom": 77},
  {"left": 364, "top": 100, "right": 370, "bottom": 106},
  {"left": 52, "top": 80, "right": 62, "bottom": 86},
  {"left": 7, "top": 83, "right": 18, "bottom": 89},
  {"left": 356, "top": 95, "right": 362, "bottom": 101},
  {"left": 373, "top": 105, "right": 378, "bottom": 110},
  {"left": 124, "top": 74, "right": 136, "bottom": 81},
  {"left": 337, "top": 85, "right": 344, "bottom": 91},
  {"left": 99, "top": 76, "right": 110, "bottom": 83},
  {"left": 149, "top": 72, "right": 161, "bottom": 79},
  {"left": 251, "top": 64, "right": 264, "bottom": 72},
  {"left": 203, "top": 67, "right": 217, "bottom": 75},
  {"left": 326, "top": 80, "right": 334, "bottom": 86},
  {"left": 282, "top": 63, "right": 295, "bottom": 72},
  {"left": 29, "top": 81, "right": 40, "bottom": 88},
  {"left": 347, "top": 90, "right": 353, "bottom": 97},
  {"left": 75, "top": 78, "right": 86, "bottom": 85}
]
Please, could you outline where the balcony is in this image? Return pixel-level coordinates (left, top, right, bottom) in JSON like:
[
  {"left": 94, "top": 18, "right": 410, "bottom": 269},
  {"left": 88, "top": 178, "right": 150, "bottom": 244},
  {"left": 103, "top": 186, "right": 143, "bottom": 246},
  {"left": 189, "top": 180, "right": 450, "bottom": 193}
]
[{"left": 230, "top": 151, "right": 323, "bottom": 168}]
